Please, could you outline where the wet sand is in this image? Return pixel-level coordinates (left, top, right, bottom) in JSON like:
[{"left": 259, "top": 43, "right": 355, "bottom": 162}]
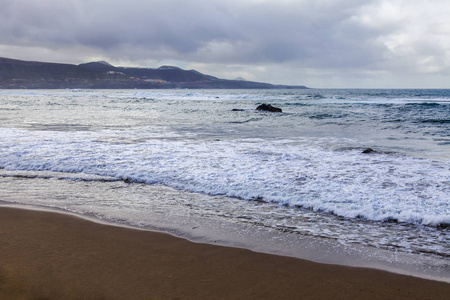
[{"left": 0, "top": 207, "right": 449, "bottom": 299}]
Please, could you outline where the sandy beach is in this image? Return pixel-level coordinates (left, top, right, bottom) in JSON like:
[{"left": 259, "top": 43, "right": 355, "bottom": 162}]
[{"left": 0, "top": 207, "right": 449, "bottom": 299}]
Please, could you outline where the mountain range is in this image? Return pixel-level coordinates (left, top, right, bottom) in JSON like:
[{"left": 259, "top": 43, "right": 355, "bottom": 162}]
[{"left": 0, "top": 57, "right": 307, "bottom": 89}]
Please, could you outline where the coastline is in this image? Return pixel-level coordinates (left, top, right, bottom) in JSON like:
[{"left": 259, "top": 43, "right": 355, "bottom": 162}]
[
  {"left": 1, "top": 171, "right": 448, "bottom": 283},
  {"left": 1, "top": 206, "right": 449, "bottom": 299}
]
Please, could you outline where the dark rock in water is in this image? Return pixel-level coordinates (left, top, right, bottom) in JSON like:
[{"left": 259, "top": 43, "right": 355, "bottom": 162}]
[
  {"left": 231, "top": 109, "right": 245, "bottom": 111},
  {"left": 256, "top": 103, "right": 282, "bottom": 113},
  {"left": 362, "top": 148, "right": 375, "bottom": 154}
]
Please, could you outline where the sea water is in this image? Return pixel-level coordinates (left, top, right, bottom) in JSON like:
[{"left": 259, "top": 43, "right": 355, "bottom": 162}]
[{"left": 0, "top": 89, "right": 449, "bottom": 281}]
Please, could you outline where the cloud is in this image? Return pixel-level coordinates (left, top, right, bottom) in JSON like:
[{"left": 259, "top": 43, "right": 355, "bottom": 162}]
[{"left": 0, "top": 0, "right": 449, "bottom": 87}]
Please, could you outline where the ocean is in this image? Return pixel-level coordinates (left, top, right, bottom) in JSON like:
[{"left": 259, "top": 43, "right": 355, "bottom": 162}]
[{"left": 0, "top": 88, "right": 449, "bottom": 281}]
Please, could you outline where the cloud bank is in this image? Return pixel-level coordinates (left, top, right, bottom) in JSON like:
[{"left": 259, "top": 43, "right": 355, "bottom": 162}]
[{"left": 1, "top": 0, "right": 449, "bottom": 87}]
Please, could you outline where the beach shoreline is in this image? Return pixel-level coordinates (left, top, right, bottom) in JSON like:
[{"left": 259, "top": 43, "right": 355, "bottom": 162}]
[
  {"left": 1, "top": 206, "right": 449, "bottom": 299},
  {"left": 2, "top": 171, "right": 448, "bottom": 285}
]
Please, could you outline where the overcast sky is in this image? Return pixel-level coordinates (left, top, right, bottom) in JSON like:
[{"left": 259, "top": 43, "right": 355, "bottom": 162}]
[{"left": 1, "top": 0, "right": 449, "bottom": 88}]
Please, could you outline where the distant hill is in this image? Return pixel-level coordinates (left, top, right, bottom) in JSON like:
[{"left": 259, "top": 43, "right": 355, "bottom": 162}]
[{"left": 0, "top": 57, "right": 307, "bottom": 89}]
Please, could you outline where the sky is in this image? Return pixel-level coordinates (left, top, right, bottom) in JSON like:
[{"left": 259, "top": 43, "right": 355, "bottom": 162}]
[{"left": 1, "top": 0, "right": 449, "bottom": 88}]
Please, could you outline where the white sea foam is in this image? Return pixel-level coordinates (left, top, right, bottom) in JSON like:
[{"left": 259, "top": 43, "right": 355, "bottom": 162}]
[{"left": 1, "top": 127, "right": 448, "bottom": 226}]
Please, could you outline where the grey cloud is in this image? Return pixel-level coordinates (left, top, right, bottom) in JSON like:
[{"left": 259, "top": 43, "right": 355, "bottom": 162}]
[
  {"left": 71, "top": 1, "right": 241, "bottom": 53},
  {"left": 1, "top": 0, "right": 449, "bottom": 88},
  {"left": 0, "top": 0, "right": 383, "bottom": 66}
]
